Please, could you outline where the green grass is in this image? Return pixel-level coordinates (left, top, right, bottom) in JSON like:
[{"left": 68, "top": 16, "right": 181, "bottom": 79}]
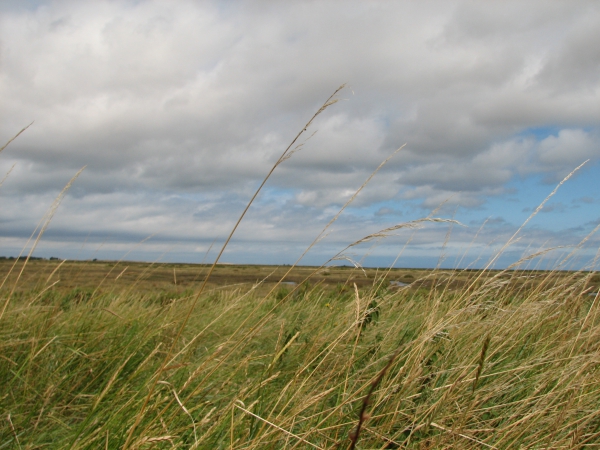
[{"left": 2, "top": 266, "right": 600, "bottom": 449}]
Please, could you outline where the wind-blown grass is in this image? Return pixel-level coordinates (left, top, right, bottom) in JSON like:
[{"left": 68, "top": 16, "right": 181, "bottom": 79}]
[
  {"left": 2, "top": 89, "right": 600, "bottom": 449},
  {"left": 2, "top": 264, "right": 600, "bottom": 448}
]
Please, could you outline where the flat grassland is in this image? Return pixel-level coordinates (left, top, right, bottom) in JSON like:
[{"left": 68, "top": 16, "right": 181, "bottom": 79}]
[
  {"left": 2, "top": 258, "right": 600, "bottom": 448},
  {"left": 3, "top": 258, "right": 587, "bottom": 295}
]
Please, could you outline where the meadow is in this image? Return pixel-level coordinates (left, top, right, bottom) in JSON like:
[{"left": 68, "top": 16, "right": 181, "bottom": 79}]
[
  {"left": 2, "top": 88, "right": 600, "bottom": 448},
  {"left": 1, "top": 257, "right": 600, "bottom": 449}
]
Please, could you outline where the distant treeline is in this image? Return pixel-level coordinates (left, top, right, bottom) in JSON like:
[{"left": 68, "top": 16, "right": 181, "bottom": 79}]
[{"left": 0, "top": 256, "right": 61, "bottom": 261}]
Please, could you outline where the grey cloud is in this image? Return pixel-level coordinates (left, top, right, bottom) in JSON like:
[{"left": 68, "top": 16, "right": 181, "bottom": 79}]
[
  {"left": 584, "top": 218, "right": 600, "bottom": 228},
  {"left": 470, "top": 217, "right": 508, "bottom": 227},
  {"left": 573, "top": 197, "right": 595, "bottom": 205},
  {"left": 540, "top": 202, "right": 568, "bottom": 214},
  {"left": 375, "top": 207, "right": 403, "bottom": 217},
  {"left": 536, "top": 129, "right": 598, "bottom": 169},
  {"left": 536, "top": 7, "right": 600, "bottom": 93}
]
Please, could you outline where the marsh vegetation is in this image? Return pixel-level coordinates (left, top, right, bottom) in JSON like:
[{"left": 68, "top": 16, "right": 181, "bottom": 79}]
[{"left": 2, "top": 258, "right": 600, "bottom": 448}]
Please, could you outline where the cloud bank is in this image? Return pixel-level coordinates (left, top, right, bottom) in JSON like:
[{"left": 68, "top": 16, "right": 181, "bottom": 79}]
[{"left": 1, "top": 0, "right": 599, "bottom": 267}]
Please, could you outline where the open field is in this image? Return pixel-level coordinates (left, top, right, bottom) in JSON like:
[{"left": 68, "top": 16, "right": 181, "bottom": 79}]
[
  {"left": 2, "top": 257, "right": 600, "bottom": 448},
  {"left": 2, "top": 258, "right": 597, "bottom": 298}
]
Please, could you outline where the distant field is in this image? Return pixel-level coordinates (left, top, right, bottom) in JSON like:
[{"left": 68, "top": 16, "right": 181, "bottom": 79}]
[{"left": 2, "top": 258, "right": 596, "bottom": 296}]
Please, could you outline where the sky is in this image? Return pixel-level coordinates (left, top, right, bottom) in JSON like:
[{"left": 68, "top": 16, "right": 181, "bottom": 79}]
[{"left": 1, "top": 0, "right": 599, "bottom": 269}]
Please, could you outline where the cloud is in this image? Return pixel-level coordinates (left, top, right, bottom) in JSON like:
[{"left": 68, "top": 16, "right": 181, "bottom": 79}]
[
  {"left": 536, "top": 7, "right": 600, "bottom": 93},
  {"left": 1, "top": 0, "right": 599, "bottom": 266},
  {"left": 536, "top": 129, "right": 598, "bottom": 171},
  {"left": 573, "top": 196, "right": 595, "bottom": 205},
  {"left": 375, "top": 207, "right": 403, "bottom": 217},
  {"left": 540, "top": 202, "right": 567, "bottom": 214}
]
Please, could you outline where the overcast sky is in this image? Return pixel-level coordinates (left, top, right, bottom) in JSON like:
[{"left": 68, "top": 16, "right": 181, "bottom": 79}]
[{"left": 1, "top": 0, "right": 599, "bottom": 269}]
